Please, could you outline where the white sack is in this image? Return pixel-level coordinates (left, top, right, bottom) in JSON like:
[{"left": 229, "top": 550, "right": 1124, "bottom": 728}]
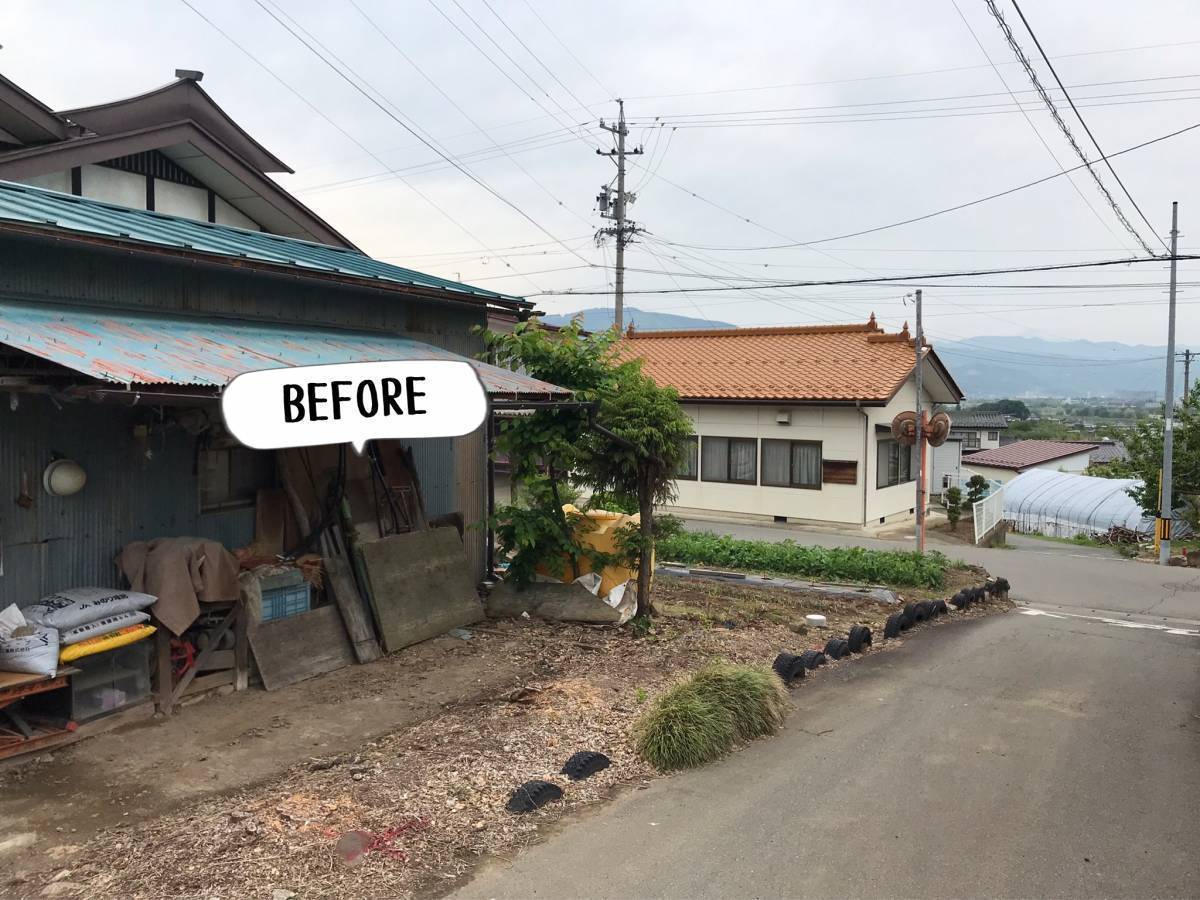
[
  {"left": 22, "top": 587, "right": 157, "bottom": 632},
  {"left": 0, "top": 625, "right": 60, "bottom": 677},
  {"left": 60, "top": 611, "right": 151, "bottom": 645}
]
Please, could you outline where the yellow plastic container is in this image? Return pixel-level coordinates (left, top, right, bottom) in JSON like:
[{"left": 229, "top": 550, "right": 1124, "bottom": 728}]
[{"left": 535, "top": 505, "right": 653, "bottom": 598}]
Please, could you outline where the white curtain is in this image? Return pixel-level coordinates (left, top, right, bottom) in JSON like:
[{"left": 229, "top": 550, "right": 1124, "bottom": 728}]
[
  {"left": 701, "top": 437, "right": 729, "bottom": 481},
  {"left": 762, "top": 440, "right": 791, "bottom": 486},
  {"left": 730, "top": 440, "right": 756, "bottom": 482},
  {"left": 792, "top": 443, "right": 821, "bottom": 487}
]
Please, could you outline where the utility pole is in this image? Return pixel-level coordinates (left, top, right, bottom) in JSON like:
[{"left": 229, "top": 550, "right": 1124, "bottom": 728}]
[
  {"left": 914, "top": 288, "right": 925, "bottom": 554},
  {"left": 1159, "top": 201, "right": 1180, "bottom": 565},
  {"left": 1182, "top": 349, "right": 1192, "bottom": 402},
  {"left": 597, "top": 100, "right": 642, "bottom": 332}
]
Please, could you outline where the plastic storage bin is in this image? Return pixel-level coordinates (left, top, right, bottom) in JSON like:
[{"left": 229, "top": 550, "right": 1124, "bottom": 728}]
[
  {"left": 259, "top": 569, "right": 312, "bottom": 621},
  {"left": 69, "top": 639, "right": 152, "bottom": 721}
]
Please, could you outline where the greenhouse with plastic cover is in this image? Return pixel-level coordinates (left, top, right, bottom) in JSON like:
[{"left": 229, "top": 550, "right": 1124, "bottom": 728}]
[{"left": 1002, "top": 469, "right": 1191, "bottom": 540}]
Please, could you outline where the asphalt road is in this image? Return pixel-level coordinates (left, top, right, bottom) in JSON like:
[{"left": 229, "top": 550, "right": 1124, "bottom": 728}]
[{"left": 455, "top": 525, "right": 1200, "bottom": 899}]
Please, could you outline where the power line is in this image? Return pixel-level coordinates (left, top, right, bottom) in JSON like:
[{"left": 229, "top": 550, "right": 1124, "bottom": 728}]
[
  {"left": 1006, "top": 0, "right": 1167, "bottom": 255},
  {"left": 645, "top": 119, "right": 1200, "bottom": 252},
  {"left": 531, "top": 255, "right": 1196, "bottom": 296},
  {"left": 251, "top": 0, "right": 588, "bottom": 273},
  {"left": 620, "top": 37, "right": 1200, "bottom": 102},
  {"left": 520, "top": 0, "right": 615, "bottom": 100},
  {"left": 983, "top": 0, "right": 1160, "bottom": 256},
  {"left": 949, "top": 0, "right": 1132, "bottom": 251},
  {"left": 178, "top": 0, "right": 545, "bottom": 292}
]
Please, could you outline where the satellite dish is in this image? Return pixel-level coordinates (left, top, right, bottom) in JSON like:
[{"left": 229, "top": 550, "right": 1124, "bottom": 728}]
[
  {"left": 927, "top": 411, "right": 952, "bottom": 447},
  {"left": 891, "top": 411, "right": 917, "bottom": 446}
]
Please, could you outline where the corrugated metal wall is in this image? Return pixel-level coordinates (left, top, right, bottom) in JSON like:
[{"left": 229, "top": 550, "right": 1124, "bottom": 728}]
[{"left": 0, "top": 394, "right": 253, "bottom": 607}]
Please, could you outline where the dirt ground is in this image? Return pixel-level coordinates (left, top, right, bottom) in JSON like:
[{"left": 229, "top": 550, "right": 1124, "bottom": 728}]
[{"left": 0, "top": 568, "right": 1009, "bottom": 900}]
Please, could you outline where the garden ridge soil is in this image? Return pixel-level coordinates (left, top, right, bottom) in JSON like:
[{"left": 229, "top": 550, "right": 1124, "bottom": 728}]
[{"left": 0, "top": 565, "right": 1008, "bottom": 899}]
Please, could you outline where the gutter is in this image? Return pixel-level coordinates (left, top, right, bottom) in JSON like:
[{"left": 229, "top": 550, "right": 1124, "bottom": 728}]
[{"left": 858, "top": 400, "right": 869, "bottom": 527}]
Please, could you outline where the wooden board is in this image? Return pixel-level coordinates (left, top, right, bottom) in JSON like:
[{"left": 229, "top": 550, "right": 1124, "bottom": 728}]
[
  {"left": 324, "top": 556, "right": 382, "bottom": 664},
  {"left": 255, "top": 488, "right": 290, "bottom": 555},
  {"left": 248, "top": 605, "right": 355, "bottom": 691},
  {"left": 358, "top": 528, "right": 483, "bottom": 654}
]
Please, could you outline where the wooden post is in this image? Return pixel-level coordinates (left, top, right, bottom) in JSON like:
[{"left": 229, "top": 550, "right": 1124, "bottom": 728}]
[
  {"left": 154, "top": 622, "right": 173, "bottom": 716},
  {"left": 233, "top": 602, "right": 249, "bottom": 691}
]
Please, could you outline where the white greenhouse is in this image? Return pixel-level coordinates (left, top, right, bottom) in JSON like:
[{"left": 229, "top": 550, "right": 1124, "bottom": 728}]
[{"left": 1002, "top": 468, "right": 1186, "bottom": 539}]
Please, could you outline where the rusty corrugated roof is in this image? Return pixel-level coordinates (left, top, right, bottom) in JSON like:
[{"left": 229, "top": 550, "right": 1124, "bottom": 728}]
[
  {"left": 0, "top": 301, "right": 568, "bottom": 397},
  {"left": 617, "top": 319, "right": 961, "bottom": 403}
]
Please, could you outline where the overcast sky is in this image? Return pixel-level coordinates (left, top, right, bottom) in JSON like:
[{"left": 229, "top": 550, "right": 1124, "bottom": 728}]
[{"left": 5, "top": 0, "right": 1200, "bottom": 349}]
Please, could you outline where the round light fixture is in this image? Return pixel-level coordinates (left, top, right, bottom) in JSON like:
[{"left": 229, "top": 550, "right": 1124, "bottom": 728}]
[{"left": 43, "top": 459, "right": 87, "bottom": 497}]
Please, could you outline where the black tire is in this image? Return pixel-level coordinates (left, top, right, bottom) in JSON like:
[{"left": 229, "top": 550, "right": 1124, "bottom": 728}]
[
  {"left": 950, "top": 590, "right": 969, "bottom": 610},
  {"left": 561, "top": 751, "right": 611, "bottom": 781},
  {"left": 799, "top": 649, "right": 826, "bottom": 670},
  {"left": 925, "top": 600, "right": 940, "bottom": 618},
  {"left": 992, "top": 577, "right": 1011, "bottom": 594},
  {"left": 506, "top": 779, "right": 564, "bottom": 813},
  {"left": 934, "top": 599, "right": 948, "bottom": 615},
  {"left": 824, "top": 638, "right": 850, "bottom": 660},
  {"left": 847, "top": 624, "right": 872, "bottom": 653},
  {"left": 884, "top": 613, "right": 903, "bottom": 638},
  {"left": 912, "top": 602, "right": 929, "bottom": 623},
  {"left": 899, "top": 611, "right": 915, "bottom": 630},
  {"left": 903, "top": 602, "right": 920, "bottom": 621},
  {"left": 772, "top": 652, "right": 805, "bottom": 684}
]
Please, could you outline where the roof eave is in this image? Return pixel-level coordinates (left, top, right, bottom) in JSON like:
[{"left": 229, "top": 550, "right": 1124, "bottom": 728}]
[{"left": 0, "top": 221, "right": 530, "bottom": 312}]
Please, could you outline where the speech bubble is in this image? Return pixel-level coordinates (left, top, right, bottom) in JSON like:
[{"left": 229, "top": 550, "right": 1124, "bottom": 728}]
[{"left": 221, "top": 359, "right": 487, "bottom": 454}]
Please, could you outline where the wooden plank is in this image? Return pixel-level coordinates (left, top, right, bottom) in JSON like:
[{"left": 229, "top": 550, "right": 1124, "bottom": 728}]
[
  {"left": 169, "top": 606, "right": 237, "bottom": 705},
  {"left": 182, "top": 669, "right": 235, "bottom": 695},
  {"left": 154, "top": 622, "right": 174, "bottom": 715},
  {"left": 254, "top": 488, "right": 290, "bottom": 555},
  {"left": 359, "top": 529, "right": 483, "bottom": 654},
  {"left": 0, "top": 671, "right": 50, "bottom": 691},
  {"left": 234, "top": 603, "right": 249, "bottom": 692},
  {"left": 324, "top": 556, "right": 381, "bottom": 664},
  {"left": 248, "top": 605, "right": 355, "bottom": 691},
  {"left": 196, "top": 649, "right": 234, "bottom": 672}
]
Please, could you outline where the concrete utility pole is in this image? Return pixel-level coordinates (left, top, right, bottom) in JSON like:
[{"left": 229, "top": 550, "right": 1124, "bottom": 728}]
[
  {"left": 597, "top": 100, "right": 642, "bottom": 332},
  {"left": 914, "top": 288, "right": 925, "bottom": 554},
  {"left": 1182, "top": 349, "right": 1192, "bottom": 402},
  {"left": 1159, "top": 202, "right": 1180, "bottom": 565}
]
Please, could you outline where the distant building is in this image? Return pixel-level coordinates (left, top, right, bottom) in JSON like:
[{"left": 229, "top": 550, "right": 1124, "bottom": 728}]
[
  {"left": 948, "top": 412, "right": 1008, "bottom": 452},
  {"left": 961, "top": 440, "right": 1098, "bottom": 485}
]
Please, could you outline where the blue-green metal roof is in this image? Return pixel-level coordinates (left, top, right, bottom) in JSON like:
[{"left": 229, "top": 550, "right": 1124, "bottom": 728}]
[{"left": 0, "top": 179, "right": 524, "bottom": 305}]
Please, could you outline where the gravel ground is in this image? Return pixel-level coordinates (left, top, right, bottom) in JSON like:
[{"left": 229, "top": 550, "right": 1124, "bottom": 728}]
[{"left": 4, "top": 572, "right": 1010, "bottom": 900}]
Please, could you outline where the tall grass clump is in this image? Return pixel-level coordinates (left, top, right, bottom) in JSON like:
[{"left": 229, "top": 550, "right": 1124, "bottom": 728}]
[
  {"left": 634, "top": 682, "right": 735, "bottom": 771},
  {"left": 689, "top": 662, "right": 789, "bottom": 739},
  {"left": 635, "top": 663, "right": 790, "bottom": 771},
  {"left": 656, "top": 531, "right": 948, "bottom": 588}
]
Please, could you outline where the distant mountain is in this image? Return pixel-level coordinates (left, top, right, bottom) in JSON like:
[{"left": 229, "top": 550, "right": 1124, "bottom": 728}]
[
  {"left": 539, "top": 307, "right": 732, "bottom": 332},
  {"left": 936, "top": 336, "right": 1187, "bottom": 400}
]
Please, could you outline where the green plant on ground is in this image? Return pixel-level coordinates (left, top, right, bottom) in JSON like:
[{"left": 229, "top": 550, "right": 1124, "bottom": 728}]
[
  {"left": 635, "top": 687, "right": 648, "bottom": 705},
  {"left": 945, "top": 486, "right": 963, "bottom": 530},
  {"left": 656, "top": 531, "right": 948, "bottom": 588},
  {"left": 688, "top": 662, "right": 788, "bottom": 739},
  {"left": 635, "top": 663, "right": 790, "bottom": 771},
  {"left": 634, "top": 682, "right": 735, "bottom": 771}
]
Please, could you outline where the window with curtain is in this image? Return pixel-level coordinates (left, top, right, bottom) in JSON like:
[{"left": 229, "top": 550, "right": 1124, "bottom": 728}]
[
  {"left": 876, "top": 438, "right": 914, "bottom": 489},
  {"left": 761, "top": 439, "right": 822, "bottom": 489},
  {"left": 700, "top": 436, "right": 757, "bottom": 484},
  {"left": 676, "top": 436, "right": 699, "bottom": 480}
]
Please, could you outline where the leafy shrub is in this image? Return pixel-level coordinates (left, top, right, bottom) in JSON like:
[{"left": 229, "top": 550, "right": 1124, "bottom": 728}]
[
  {"left": 945, "top": 486, "right": 963, "bottom": 529},
  {"left": 656, "top": 531, "right": 947, "bottom": 588},
  {"left": 688, "top": 662, "right": 788, "bottom": 739},
  {"left": 634, "top": 682, "right": 735, "bottom": 771}
]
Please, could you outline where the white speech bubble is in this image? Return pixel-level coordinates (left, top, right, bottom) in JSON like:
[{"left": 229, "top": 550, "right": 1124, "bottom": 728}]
[{"left": 221, "top": 359, "right": 487, "bottom": 454}]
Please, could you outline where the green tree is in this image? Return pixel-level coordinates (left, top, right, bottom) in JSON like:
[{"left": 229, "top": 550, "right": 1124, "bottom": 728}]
[
  {"left": 576, "top": 361, "right": 693, "bottom": 616},
  {"left": 974, "top": 399, "right": 1031, "bottom": 420},
  {"left": 965, "top": 475, "right": 989, "bottom": 507},
  {"left": 1116, "top": 383, "right": 1200, "bottom": 516},
  {"left": 479, "top": 321, "right": 694, "bottom": 616},
  {"left": 945, "top": 486, "right": 963, "bottom": 530}
]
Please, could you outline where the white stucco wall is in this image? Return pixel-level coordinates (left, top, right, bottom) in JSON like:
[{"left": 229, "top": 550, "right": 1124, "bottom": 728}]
[
  {"left": 214, "top": 196, "right": 261, "bottom": 231},
  {"left": 155, "top": 180, "right": 208, "bottom": 221},
  {"left": 12, "top": 171, "right": 71, "bottom": 193},
  {"left": 668, "top": 375, "right": 938, "bottom": 527},
  {"left": 81, "top": 164, "right": 145, "bottom": 209}
]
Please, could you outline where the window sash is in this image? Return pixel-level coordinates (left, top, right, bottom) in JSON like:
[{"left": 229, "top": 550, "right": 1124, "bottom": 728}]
[
  {"left": 762, "top": 439, "right": 821, "bottom": 489},
  {"left": 700, "top": 436, "right": 757, "bottom": 484},
  {"left": 876, "top": 439, "right": 915, "bottom": 489},
  {"left": 676, "top": 436, "right": 699, "bottom": 480}
]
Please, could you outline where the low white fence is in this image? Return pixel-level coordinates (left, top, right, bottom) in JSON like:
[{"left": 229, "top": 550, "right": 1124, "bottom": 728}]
[{"left": 973, "top": 485, "right": 1005, "bottom": 545}]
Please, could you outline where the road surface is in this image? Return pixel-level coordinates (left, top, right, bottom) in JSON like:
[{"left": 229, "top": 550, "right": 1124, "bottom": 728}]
[{"left": 455, "top": 523, "right": 1200, "bottom": 899}]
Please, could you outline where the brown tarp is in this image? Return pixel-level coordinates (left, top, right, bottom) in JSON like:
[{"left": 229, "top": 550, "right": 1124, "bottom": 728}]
[{"left": 116, "top": 537, "right": 240, "bottom": 635}]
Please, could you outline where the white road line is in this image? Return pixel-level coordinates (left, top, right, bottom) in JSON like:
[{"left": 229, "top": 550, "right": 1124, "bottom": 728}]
[{"left": 1019, "top": 607, "right": 1200, "bottom": 637}]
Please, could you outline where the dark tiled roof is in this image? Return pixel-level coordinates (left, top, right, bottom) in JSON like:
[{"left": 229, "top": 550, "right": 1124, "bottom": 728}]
[{"left": 949, "top": 412, "right": 1009, "bottom": 429}]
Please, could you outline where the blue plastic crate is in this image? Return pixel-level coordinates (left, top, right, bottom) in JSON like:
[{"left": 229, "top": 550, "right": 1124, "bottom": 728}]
[{"left": 261, "top": 581, "right": 311, "bottom": 621}]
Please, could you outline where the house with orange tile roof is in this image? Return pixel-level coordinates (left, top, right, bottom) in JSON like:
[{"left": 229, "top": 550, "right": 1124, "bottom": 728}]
[{"left": 618, "top": 316, "right": 965, "bottom": 528}]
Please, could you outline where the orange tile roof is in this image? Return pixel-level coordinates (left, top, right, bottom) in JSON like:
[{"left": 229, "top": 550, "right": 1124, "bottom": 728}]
[{"left": 617, "top": 317, "right": 960, "bottom": 403}]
